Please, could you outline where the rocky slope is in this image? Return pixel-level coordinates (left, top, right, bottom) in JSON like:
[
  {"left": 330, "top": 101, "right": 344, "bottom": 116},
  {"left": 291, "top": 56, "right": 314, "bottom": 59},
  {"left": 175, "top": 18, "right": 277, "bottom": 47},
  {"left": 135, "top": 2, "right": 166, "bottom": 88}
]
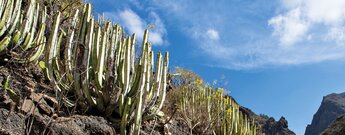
[
  {"left": 321, "top": 114, "right": 345, "bottom": 135},
  {"left": 305, "top": 92, "right": 345, "bottom": 135},
  {"left": 0, "top": 62, "right": 296, "bottom": 135},
  {"left": 240, "top": 107, "right": 296, "bottom": 135},
  {"left": 0, "top": 108, "right": 115, "bottom": 135},
  {"left": 0, "top": 0, "right": 297, "bottom": 134}
]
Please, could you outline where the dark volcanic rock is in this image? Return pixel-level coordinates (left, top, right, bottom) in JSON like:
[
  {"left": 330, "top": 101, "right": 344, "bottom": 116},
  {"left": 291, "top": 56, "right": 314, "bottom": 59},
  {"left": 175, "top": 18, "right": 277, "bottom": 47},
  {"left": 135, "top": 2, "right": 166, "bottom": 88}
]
[
  {"left": 240, "top": 107, "right": 295, "bottom": 135},
  {"left": 321, "top": 114, "right": 345, "bottom": 135},
  {"left": 261, "top": 117, "right": 296, "bottom": 135},
  {"left": 0, "top": 108, "right": 115, "bottom": 135},
  {"left": 30, "top": 114, "right": 115, "bottom": 135},
  {"left": 0, "top": 108, "right": 25, "bottom": 135},
  {"left": 305, "top": 92, "right": 345, "bottom": 135}
]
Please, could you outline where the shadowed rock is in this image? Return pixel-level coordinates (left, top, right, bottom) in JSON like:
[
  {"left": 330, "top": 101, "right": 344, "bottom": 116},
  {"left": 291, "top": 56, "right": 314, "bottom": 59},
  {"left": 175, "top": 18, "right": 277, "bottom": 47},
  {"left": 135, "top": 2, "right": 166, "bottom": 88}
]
[{"left": 305, "top": 92, "right": 345, "bottom": 135}]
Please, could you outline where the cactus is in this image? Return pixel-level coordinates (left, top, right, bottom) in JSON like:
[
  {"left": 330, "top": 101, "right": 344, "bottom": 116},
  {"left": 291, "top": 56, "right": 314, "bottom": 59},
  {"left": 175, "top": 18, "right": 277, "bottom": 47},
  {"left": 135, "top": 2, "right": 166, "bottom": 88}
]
[
  {"left": 0, "top": 36, "right": 11, "bottom": 53},
  {"left": 0, "top": 0, "right": 14, "bottom": 37},
  {"left": 0, "top": 1, "right": 170, "bottom": 134},
  {"left": 29, "top": 6, "right": 47, "bottom": 62},
  {"left": 0, "top": 0, "right": 256, "bottom": 135},
  {"left": 0, "top": 0, "right": 46, "bottom": 64},
  {"left": 16, "top": 2, "right": 168, "bottom": 134},
  {"left": 177, "top": 79, "right": 257, "bottom": 135}
]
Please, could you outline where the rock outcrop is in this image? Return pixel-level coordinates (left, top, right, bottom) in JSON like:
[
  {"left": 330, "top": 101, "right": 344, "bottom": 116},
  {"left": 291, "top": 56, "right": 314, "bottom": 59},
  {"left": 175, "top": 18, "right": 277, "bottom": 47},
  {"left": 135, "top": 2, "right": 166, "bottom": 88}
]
[
  {"left": 261, "top": 117, "right": 296, "bottom": 135},
  {"left": 240, "top": 107, "right": 296, "bottom": 135},
  {"left": 305, "top": 92, "right": 345, "bottom": 135},
  {"left": 0, "top": 108, "right": 115, "bottom": 135}
]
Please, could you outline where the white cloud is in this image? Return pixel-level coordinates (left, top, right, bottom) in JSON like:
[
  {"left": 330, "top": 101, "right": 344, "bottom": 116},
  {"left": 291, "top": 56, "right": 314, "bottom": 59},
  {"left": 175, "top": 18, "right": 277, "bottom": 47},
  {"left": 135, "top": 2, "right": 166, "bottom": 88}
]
[
  {"left": 327, "top": 26, "right": 345, "bottom": 44},
  {"left": 118, "top": 9, "right": 145, "bottom": 37},
  {"left": 270, "top": 0, "right": 345, "bottom": 46},
  {"left": 148, "top": 12, "right": 167, "bottom": 45},
  {"left": 268, "top": 8, "right": 309, "bottom": 46},
  {"left": 206, "top": 29, "right": 220, "bottom": 40},
  {"left": 104, "top": 9, "right": 167, "bottom": 46},
  {"left": 141, "top": 0, "right": 345, "bottom": 69},
  {"left": 304, "top": 0, "right": 345, "bottom": 25}
]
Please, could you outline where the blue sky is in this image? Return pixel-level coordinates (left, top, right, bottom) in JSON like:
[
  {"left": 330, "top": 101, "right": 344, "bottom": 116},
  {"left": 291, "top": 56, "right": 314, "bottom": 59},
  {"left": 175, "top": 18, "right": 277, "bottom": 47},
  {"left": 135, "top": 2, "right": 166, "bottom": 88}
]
[{"left": 88, "top": 0, "right": 345, "bottom": 134}]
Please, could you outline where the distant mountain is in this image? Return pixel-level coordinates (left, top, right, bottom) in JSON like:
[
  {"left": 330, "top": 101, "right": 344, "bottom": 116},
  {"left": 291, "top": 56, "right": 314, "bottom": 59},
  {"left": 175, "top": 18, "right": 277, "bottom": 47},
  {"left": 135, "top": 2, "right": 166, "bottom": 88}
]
[
  {"left": 305, "top": 92, "right": 345, "bottom": 135},
  {"left": 240, "top": 107, "right": 295, "bottom": 135}
]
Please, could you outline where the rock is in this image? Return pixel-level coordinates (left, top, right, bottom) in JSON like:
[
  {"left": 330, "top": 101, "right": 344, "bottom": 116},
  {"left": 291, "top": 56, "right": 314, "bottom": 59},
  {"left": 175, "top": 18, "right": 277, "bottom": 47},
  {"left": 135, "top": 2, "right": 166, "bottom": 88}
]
[
  {"left": 23, "top": 113, "right": 116, "bottom": 135},
  {"left": 29, "top": 93, "right": 54, "bottom": 115},
  {"left": 278, "top": 117, "right": 289, "bottom": 128},
  {"left": 321, "top": 114, "right": 345, "bottom": 135},
  {"left": 20, "top": 99, "right": 37, "bottom": 114},
  {"left": 0, "top": 108, "right": 25, "bottom": 135},
  {"left": 261, "top": 117, "right": 295, "bottom": 135},
  {"left": 0, "top": 108, "right": 115, "bottom": 135},
  {"left": 240, "top": 106, "right": 296, "bottom": 135},
  {"left": 29, "top": 93, "right": 44, "bottom": 103},
  {"left": 37, "top": 101, "right": 53, "bottom": 115},
  {"left": 305, "top": 92, "right": 345, "bottom": 135}
]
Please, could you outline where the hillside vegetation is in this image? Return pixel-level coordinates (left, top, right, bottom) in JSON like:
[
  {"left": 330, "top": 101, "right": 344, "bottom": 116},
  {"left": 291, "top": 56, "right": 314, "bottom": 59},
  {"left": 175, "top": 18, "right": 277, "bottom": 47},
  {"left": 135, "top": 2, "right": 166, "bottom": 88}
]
[{"left": 0, "top": 0, "right": 265, "bottom": 134}]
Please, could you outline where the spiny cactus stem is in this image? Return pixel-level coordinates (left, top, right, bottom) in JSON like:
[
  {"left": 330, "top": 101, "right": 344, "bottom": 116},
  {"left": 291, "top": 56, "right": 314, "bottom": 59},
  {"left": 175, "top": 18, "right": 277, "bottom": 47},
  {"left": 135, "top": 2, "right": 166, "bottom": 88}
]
[{"left": 45, "top": 12, "right": 61, "bottom": 81}]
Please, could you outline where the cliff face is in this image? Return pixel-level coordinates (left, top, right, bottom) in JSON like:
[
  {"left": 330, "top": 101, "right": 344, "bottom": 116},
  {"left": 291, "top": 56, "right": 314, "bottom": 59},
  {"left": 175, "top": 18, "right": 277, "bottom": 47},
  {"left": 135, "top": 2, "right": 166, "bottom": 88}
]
[
  {"left": 305, "top": 92, "right": 345, "bottom": 135},
  {"left": 321, "top": 114, "right": 345, "bottom": 135}
]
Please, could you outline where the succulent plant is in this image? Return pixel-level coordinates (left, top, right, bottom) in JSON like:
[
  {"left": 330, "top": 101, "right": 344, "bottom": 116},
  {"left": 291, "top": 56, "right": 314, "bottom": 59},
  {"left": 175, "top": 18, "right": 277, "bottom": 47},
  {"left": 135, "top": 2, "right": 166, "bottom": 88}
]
[
  {"left": 0, "top": 0, "right": 47, "bottom": 63},
  {"left": 0, "top": 1, "right": 257, "bottom": 135},
  {"left": 178, "top": 79, "right": 257, "bottom": 135},
  {"left": 0, "top": 1, "right": 169, "bottom": 134}
]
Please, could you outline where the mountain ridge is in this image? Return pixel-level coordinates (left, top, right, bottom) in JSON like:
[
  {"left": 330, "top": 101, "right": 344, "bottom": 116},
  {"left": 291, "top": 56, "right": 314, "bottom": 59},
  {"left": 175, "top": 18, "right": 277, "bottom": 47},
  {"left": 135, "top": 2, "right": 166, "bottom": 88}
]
[{"left": 305, "top": 92, "right": 345, "bottom": 135}]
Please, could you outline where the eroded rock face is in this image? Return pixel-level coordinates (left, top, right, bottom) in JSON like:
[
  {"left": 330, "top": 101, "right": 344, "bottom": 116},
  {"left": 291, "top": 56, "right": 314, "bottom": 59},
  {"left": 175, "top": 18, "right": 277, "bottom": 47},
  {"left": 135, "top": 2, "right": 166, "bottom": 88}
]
[
  {"left": 305, "top": 92, "right": 345, "bottom": 135},
  {"left": 240, "top": 107, "right": 296, "bottom": 135},
  {"left": 261, "top": 117, "right": 296, "bottom": 135},
  {"left": 321, "top": 114, "right": 345, "bottom": 135}
]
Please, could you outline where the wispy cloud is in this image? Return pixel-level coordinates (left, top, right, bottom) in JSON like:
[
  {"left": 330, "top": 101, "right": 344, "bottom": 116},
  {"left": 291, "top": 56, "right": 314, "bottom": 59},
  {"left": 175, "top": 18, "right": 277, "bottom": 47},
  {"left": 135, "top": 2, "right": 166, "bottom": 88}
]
[
  {"left": 268, "top": 8, "right": 309, "bottom": 46},
  {"left": 145, "top": 0, "right": 345, "bottom": 69},
  {"left": 93, "top": 0, "right": 345, "bottom": 69},
  {"left": 206, "top": 29, "right": 220, "bottom": 41},
  {"left": 104, "top": 9, "right": 167, "bottom": 46},
  {"left": 270, "top": 0, "right": 345, "bottom": 46}
]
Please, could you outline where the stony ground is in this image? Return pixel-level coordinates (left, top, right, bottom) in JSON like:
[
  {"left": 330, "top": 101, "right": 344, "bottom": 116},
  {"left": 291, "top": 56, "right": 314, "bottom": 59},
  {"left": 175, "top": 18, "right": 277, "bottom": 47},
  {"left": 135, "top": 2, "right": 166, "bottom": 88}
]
[{"left": 0, "top": 63, "right": 189, "bottom": 135}]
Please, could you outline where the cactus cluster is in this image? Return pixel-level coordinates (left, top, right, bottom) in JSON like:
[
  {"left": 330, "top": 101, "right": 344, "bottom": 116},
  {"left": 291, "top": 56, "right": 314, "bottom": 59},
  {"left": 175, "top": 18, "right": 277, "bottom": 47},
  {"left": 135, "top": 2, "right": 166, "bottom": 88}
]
[
  {"left": 0, "top": 0, "right": 169, "bottom": 134},
  {"left": 44, "top": 3, "right": 169, "bottom": 135},
  {"left": 179, "top": 79, "right": 256, "bottom": 135},
  {"left": 0, "top": 0, "right": 46, "bottom": 62},
  {"left": 1, "top": 0, "right": 257, "bottom": 134}
]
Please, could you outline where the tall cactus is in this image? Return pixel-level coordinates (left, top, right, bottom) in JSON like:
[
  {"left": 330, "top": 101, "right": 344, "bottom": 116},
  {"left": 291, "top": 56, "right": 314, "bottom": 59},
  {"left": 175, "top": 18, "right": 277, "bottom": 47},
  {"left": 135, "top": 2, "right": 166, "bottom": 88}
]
[
  {"left": 0, "top": 1, "right": 170, "bottom": 134},
  {"left": 43, "top": 3, "right": 168, "bottom": 135},
  {"left": 177, "top": 79, "right": 257, "bottom": 135},
  {"left": 0, "top": 0, "right": 46, "bottom": 63}
]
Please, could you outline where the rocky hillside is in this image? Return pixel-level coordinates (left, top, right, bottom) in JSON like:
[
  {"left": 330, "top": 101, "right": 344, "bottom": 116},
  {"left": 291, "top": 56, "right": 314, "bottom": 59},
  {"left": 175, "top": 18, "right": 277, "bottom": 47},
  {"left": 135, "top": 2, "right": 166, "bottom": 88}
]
[
  {"left": 305, "top": 92, "right": 345, "bottom": 135},
  {"left": 241, "top": 107, "right": 296, "bottom": 135},
  {"left": 0, "top": 0, "right": 297, "bottom": 134},
  {"left": 321, "top": 114, "right": 345, "bottom": 135}
]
